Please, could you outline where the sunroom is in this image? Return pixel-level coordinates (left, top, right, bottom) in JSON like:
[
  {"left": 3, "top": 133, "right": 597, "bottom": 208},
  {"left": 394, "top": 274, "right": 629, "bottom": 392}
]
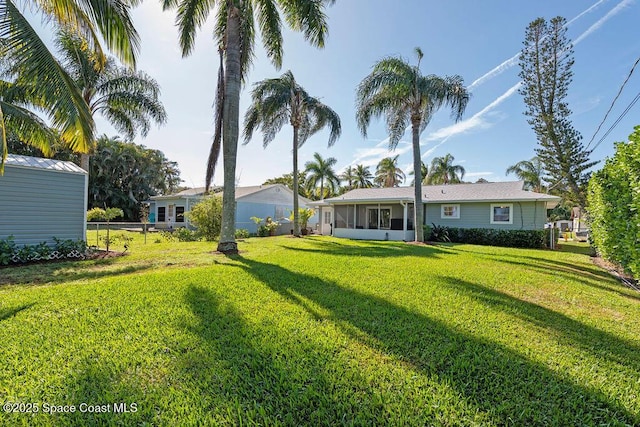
[{"left": 332, "top": 201, "right": 416, "bottom": 241}]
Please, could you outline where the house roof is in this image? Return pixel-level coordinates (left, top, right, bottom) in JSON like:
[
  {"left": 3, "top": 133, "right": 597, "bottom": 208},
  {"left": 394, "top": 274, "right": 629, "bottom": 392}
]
[
  {"left": 323, "top": 181, "right": 561, "bottom": 204},
  {"left": 151, "top": 184, "right": 312, "bottom": 203},
  {"left": 5, "top": 154, "right": 86, "bottom": 175}
]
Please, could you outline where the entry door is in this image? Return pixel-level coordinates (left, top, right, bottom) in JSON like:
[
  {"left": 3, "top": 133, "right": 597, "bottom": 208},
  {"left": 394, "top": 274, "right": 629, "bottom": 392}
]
[{"left": 367, "top": 208, "right": 378, "bottom": 229}]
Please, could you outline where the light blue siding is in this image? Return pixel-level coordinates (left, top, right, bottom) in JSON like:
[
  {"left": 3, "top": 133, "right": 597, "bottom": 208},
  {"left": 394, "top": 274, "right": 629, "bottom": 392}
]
[
  {"left": 426, "top": 201, "right": 548, "bottom": 230},
  {"left": 0, "top": 165, "right": 87, "bottom": 246}
]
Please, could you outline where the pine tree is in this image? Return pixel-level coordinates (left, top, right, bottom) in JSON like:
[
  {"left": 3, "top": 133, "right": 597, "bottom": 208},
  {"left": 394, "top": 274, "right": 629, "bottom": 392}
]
[{"left": 518, "top": 16, "right": 597, "bottom": 207}]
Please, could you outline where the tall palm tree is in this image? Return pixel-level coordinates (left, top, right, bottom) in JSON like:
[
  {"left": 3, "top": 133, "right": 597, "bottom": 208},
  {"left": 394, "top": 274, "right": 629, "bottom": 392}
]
[
  {"left": 409, "top": 161, "right": 429, "bottom": 185},
  {"left": 305, "top": 152, "right": 340, "bottom": 200},
  {"left": 356, "top": 47, "right": 469, "bottom": 242},
  {"left": 0, "top": 0, "right": 140, "bottom": 171},
  {"left": 506, "top": 156, "right": 545, "bottom": 192},
  {"left": 375, "top": 156, "right": 405, "bottom": 187},
  {"left": 341, "top": 165, "right": 356, "bottom": 190},
  {"left": 353, "top": 164, "right": 374, "bottom": 188},
  {"left": 427, "top": 153, "right": 465, "bottom": 184},
  {"left": 55, "top": 30, "right": 167, "bottom": 170},
  {"left": 243, "top": 71, "right": 340, "bottom": 236},
  {"left": 163, "top": 0, "right": 336, "bottom": 253}
]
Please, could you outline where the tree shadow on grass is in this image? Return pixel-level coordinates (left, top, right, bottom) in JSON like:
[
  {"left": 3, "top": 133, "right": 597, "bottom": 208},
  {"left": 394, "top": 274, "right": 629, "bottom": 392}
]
[
  {"left": 277, "top": 237, "right": 449, "bottom": 259},
  {"left": 181, "top": 284, "right": 403, "bottom": 425},
  {"left": 0, "top": 303, "right": 35, "bottom": 322},
  {"left": 0, "top": 260, "right": 154, "bottom": 286},
  {"left": 233, "top": 256, "right": 638, "bottom": 425}
]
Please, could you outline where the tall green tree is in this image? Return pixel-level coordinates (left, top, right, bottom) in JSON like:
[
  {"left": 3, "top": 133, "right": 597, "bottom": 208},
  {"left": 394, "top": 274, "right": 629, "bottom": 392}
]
[
  {"left": 263, "top": 172, "right": 310, "bottom": 198},
  {"left": 374, "top": 156, "right": 405, "bottom": 187},
  {"left": 519, "top": 16, "right": 596, "bottom": 208},
  {"left": 506, "top": 156, "right": 545, "bottom": 192},
  {"left": 55, "top": 30, "right": 167, "bottom": 171},
  {"left": 427, "top": 153, "right": 465, "bottom": 184},
  {"left": 163, "top": 0, "right": 336, "bottom": 253},
  {"left": 353, "top": 164, "right": 374, "bottom": 189},
  {"left": 356, "top": 47, "right": 469, "bottom": 242},
  {"left": 89, "top": 135, "right": 181, "bottom": 220},
  {"left": 409, "top": 161, "right": 428, "bottom": 185},
  {"left": 304, "top": 152, "right": 340, "bottom": 200},
  {"left": 0, "top": 0, "right": 140, "bottom": 171},
  {"left": 340, "top": 165, "right": 356, "bottom": 190},
  {"left": 243, "top": 71, "right": 341, "bottom": 236}
]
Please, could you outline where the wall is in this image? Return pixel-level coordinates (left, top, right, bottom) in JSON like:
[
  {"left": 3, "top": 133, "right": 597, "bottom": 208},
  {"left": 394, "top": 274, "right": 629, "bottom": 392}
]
[
  {"left": 425, "top": 201, "right": 547, "bottom": 230},
  {"left": 0, "top": 165, "right": 87, "bottom": 246}
]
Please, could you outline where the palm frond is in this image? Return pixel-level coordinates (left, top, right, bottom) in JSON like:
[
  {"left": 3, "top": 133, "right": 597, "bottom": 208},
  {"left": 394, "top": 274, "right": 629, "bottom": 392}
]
[
  {"left": 206, "top": 48, "right": 224, "bottom": 192},
  {"left": 254, "top": 0, "right": 283, "bottom": 68},
  {"left": 278, "top": 0, "right": 333, "bottom": 48},
  {"left": 1, "top": 0, "right": 94, "bottom": 158},
  {"left": 0, "top": 100, "right": 59, "bottom": 157},
  {"left": 164, "top": 0, "right": 217, "bottom": 56}
]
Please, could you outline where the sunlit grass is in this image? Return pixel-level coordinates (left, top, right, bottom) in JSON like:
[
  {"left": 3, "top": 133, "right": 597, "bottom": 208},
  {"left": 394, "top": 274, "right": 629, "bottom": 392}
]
[{"left": 1, "top": 233, "right": 638, "bottom": 425}]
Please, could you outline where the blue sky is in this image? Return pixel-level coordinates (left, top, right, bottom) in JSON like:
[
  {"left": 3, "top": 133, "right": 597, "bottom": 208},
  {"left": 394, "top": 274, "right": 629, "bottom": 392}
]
[{"left": 34, "top": 0, "right": 640, "bottom": 187}]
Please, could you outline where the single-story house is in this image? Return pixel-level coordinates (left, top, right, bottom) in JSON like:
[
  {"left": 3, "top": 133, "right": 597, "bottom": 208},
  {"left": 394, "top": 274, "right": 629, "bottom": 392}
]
[
  {"left": 314, "top": 181, "right": 560, "bottom": 241},
  {"left": 0, "top": 154, "right": 87, "bottom": 246},
  {"left": 149, "top": 184, "right": 317, "bottom": 235}
]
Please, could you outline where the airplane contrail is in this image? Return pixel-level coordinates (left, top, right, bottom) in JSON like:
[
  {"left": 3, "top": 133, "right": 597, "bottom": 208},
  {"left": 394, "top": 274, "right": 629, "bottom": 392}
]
[{"left": 468, "top": 0, "right": 610, "bottom": 91}]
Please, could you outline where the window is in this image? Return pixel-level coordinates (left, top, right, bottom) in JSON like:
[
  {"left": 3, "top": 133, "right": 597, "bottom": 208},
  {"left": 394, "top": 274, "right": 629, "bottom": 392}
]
[
  {"left": 324, "top": 211, "right": 331, "bottom": 224},
  {"left": 367, "top": 207, "right": 391, "bottom": 229},
  {"left": 157, "top": 207, "right": 166, "bottom": 222},
  {"left": 168, "top": 204, "right": 174, "bottom": 218},
  {"left": 491, "top": 204, "right": 513, "bottom": 224},
  {"left": 441, "top": 204, "right": 460, "bottom": 219},
  {"left": 176, "top": 206, "right": 185, "bottom": 223}
]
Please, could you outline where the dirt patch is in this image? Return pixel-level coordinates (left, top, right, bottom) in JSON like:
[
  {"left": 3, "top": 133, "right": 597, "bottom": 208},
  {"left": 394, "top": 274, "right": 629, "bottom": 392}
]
[
  {"left": 87, "top": 250, "right": 128, "bottom": 260},
  {"left": 592, "top": 256, "right": 638, "bottom": 289}
]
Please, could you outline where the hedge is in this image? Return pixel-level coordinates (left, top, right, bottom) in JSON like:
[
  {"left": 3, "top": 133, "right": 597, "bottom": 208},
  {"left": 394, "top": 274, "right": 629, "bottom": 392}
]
[
  {"left": 427, "top": 225, "right": 551, "bottom": 249},
  {"left": 588, "top": 126, "right": 640, "bottom": 278}
]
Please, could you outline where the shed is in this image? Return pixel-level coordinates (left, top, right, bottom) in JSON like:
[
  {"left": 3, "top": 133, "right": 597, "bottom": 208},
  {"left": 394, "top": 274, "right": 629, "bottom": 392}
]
[{"left": 0, "top": 154, "right": 88, "bottom": 246}]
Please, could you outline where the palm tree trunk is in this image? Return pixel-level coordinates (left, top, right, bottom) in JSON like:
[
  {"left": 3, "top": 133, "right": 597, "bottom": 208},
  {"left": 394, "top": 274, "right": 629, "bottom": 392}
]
[
  {"left": 217, "top": 4, "right": 241, "bottom": 254},
  {"left": 80, "top": 153, "right": 90, "bottom": 172},
  {"left": 292, "top": 126, "right": 300, "bottom": 236},
  {"left": 412, "top": 123, "right": 424, "bottom": 242}
]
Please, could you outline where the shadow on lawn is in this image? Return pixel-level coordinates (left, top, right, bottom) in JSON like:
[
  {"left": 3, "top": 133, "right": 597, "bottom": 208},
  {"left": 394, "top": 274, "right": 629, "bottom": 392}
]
[
  {"left": 232, "top": 256, "right": 638, "bottom": 425},
  {"left": 0, "top": 303, "right": 35, "bottom": 322},
  {"left": 0, "top": 260, "right": 153, "bottom": 286},
  {"left": 182, "top": 284, "right": 379, "bottom": 425},
  {"left": 277, "top": 237, "right": 449, "bottom": 259},
  {"left": 446, "top": 246, "right": 640, "bottom": 302}
]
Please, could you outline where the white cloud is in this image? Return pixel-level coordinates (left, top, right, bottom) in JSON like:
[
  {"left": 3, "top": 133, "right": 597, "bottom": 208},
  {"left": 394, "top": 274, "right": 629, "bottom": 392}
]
[{"left": 423, "top": 82, "right": 522, "bottom": 142}]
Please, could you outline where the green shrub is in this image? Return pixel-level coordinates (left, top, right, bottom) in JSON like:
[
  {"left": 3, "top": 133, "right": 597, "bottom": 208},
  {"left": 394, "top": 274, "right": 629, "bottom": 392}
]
[
  {"left": 0, "top": 237, "right": 87, "bottom": 265},
  {"left": 422, "top": 224, "right": 432, "bottom": 242},
  {"left": 588, "top": 126, "right": 640, "bottom": 277},
  {"left": 235, "top": 229, "right": 250, "bottom": 239},
  {"left": 430, "top": 226, "right": 547, "bottom": 249},
  {"left": 186, "top": 196, "right": 223, "bottom": 241},
  {"left": 173, "top": 227, "right": 200, "bottom": 242}
]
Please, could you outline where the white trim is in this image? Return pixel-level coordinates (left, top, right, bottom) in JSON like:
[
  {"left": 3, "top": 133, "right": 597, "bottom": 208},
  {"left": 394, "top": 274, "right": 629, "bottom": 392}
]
[
  {"left": 441, "top": 204, "right": 460, "bottom": 219},
  {"left": 490, "top": 203, "right": 513, "bottom": 224}
]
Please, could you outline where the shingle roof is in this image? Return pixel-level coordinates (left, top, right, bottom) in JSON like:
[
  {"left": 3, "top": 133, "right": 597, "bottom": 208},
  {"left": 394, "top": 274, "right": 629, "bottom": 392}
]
[
  {"left": 5, "top": 154, "right": 86, "bottom": 174},
  {"left": 324, "top": 181, "right": 561, "bottom": 204}
]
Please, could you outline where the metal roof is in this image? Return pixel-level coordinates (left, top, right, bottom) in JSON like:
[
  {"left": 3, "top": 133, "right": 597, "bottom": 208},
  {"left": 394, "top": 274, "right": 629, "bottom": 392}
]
[
  {"left": 324, "top": 181, "right": 561, "bottom": 204},
  {"left": 150, "top": 184, "right": 313, "bottom": 203},
  {"left": 5, "top": 154, "right": 86, "bottom": 175}
]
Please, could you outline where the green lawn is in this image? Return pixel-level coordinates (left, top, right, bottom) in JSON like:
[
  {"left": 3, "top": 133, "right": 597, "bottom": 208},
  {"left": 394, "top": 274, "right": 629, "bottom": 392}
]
[{"left": 1, "top": 232, "right": 639, "bottom": 426}]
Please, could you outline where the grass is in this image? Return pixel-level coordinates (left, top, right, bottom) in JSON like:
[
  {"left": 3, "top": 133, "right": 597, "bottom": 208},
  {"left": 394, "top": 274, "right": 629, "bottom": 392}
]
[{"left": 1, "top": 231, "right": 639, "bottom": 425}]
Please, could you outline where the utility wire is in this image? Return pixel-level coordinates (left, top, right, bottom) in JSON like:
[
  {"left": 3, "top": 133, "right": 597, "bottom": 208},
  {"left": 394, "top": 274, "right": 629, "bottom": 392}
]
[
  {"left": 586, "top": 55, "right": 640, "bottom": 151},
  {"left": 591, "top": 90, "right": 640, "bottom": 152}
]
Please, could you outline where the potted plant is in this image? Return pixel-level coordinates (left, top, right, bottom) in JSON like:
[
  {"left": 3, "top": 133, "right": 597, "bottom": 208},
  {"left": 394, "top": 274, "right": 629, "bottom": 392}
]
[{"left": 289, "top": 208, "right": 315, "bottom": 235}]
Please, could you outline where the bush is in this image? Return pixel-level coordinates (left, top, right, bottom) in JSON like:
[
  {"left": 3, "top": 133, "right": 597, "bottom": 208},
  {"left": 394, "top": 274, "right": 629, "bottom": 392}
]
[
  {"left": 588, "top": 126, "right": 640, "bottom": 278},
  {"left": 186, "top": 196, "right": 223, "bottom": 241},
  {"left": 235, "top": 229, "right": 250, "bottom": 239},
  {"left": 427, "top": 226, "right": 547, "bottom": 249},
  {"left": 173, "top": 227, "right": 200, "bottom": 242},
  {"left": 0, "top": 236, "right": 87, "bottom": 265}
]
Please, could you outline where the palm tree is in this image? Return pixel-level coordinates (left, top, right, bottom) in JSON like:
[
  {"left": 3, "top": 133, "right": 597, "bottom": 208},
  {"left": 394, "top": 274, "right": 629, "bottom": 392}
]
[
  {"left": 163, "top": 0, "right": 336, "bottom": 252},
  {"left": 506, "top": 157, "right": 545, "bottom": 192},
  {"left": 341, "top": 165, "right": 356, "bottom": 190},
  {"left": 375, "top": 156, "right": 405, "bottom": 187},
  {"left": 55, "top": 30, "right": 167, "bottom": 170},
  {"left": 427, "top": 154, "right": 465, "bottom": 184},
  {"left": 356, "top": 47, "right": 469, "bottom": 242},
  {"left": 353, "top": 164, "right": 374, "bottom": 189},
  {"left": 305, "top": 152, "right": 340, "bottom": 200},
  {"left": 0, "top": 0, "right": 140, "bottom": 171},
  {"left": 409, "top": 161, "right": 429, "bottom": 185},
  {"left": 243, "top": 71, "right": 341, "bottom": 236}
]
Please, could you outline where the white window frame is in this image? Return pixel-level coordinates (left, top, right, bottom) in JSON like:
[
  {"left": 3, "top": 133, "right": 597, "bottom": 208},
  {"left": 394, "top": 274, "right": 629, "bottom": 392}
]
[
  {"left": 366, "top": 205, "right": 392, "bottom": 229},
  {"left": 441, "top": 204, "right": 460, "bottom": 219},
  {"left": 490, "top": 203, "right": 513, "bottom": 224}
]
